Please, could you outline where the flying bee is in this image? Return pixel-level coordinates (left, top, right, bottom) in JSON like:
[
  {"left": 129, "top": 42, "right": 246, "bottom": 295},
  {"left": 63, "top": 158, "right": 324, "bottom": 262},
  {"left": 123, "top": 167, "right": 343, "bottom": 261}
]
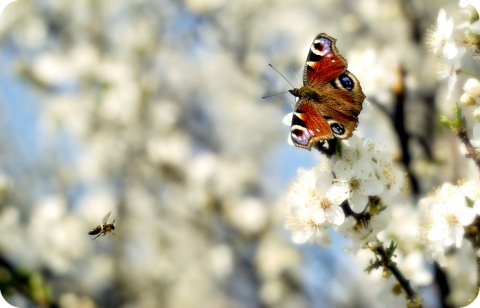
[{"left": 89, "top": 211, "right": 116, "bottom": 240}]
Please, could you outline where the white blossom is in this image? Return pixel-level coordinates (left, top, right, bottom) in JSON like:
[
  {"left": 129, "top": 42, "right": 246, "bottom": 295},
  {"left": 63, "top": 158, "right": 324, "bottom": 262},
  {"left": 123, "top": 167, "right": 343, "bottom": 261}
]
[
  {"left": 372, "top": 151, "right": 405, "bottom": 201},
  {"left": 427, "top": 9, "right": 456, "bottom": 58},
  {"left": 460, "top": 93, "right": 476, "bottom": 106},
  {"left": 333, "top": 158, "right": 384, "bottom": 213},
  {"left": 336, "top": 213, "right": 388, "bottom": 254},
  {"left": 436, "top": 48, "right": 465, "bottom": 100},
  {"left": 285, "top": 166, "right": 347, "bottom": 245},
  {"left": 460, "top": 178, "right": 480, "bottom": 212},
  {"left": 419, "top": 183, "right": 476, "bottom": 265},
  {"left": 460, "top": 0, "right": 480, "bottom": 22},
  {"left": 470, "top": 20, "right": 480, "bottom": 35}
]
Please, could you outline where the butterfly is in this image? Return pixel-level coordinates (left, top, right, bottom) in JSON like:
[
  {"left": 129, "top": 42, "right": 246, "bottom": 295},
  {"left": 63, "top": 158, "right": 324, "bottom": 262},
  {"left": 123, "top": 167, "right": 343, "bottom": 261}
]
[{"left": 288, "top": 33, "right": 365, "bottom": 150}]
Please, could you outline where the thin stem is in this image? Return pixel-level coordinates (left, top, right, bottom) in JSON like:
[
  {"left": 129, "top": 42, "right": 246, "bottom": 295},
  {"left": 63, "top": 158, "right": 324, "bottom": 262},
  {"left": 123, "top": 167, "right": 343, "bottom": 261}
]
[
  {"left": 340, "top": 199, "right": 421, "bottom": 306},
  {"left": 454, "top": 127, "right": 480, "bottom": 169},
  {"left": 464, "top": 216, "right": 480, "bottom": 287},
  {"left": 457, "top": 69, "right": 480, "bottom": 79},
  {"left": 374, "top": 245, "right": 417, "bottom": 300}
]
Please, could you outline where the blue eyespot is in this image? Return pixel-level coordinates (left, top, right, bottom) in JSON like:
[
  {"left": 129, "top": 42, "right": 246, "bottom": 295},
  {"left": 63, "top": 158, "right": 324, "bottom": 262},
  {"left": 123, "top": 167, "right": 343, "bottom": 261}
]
[
  {"left": 339, "top": 74, "right": 353, "bottom": 90},
  {"left": 331, "top": 123, "right": 344, "bottom": 135}
]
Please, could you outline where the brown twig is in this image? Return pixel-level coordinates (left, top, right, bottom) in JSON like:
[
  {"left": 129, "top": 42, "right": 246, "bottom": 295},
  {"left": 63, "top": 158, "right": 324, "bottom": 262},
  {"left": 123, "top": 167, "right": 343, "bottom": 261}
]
[
  {"left": 339, "top": 199, "right": 422, "bottom": 306},
  {"left": 464, "top": 216, "right": 480, "bottom": 287},
  {"left": 452, "top": 121, "right": 480, "bottom": 289},
  {"left": 374, "top": 245, "right": 417, "bottom": 300},
  {"left": 454, "top": 127, "right": 480, "bottom": 169}
]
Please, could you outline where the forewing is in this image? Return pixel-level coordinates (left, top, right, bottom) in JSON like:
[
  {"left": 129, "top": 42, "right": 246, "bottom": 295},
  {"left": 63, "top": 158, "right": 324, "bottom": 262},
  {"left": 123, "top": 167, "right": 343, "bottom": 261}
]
[{"left": 303, "top": 33, "right": 348, "bottom": 87}]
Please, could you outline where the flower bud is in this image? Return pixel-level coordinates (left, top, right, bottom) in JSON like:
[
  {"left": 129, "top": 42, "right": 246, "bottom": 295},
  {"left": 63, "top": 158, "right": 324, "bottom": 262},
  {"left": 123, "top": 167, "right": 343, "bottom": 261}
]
[
  {"left": 464, "top": 78, "right": 480, "bottom": 97},
  {"left": 460, "top": 93, "right": 476, "bottom": 106},
  {"left": 474, "top": 107, "right": 480, "bottom": 121}
]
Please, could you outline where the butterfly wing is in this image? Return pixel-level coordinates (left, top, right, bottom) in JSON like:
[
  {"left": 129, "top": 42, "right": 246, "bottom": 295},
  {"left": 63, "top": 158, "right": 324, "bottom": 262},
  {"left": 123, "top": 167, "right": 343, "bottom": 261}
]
[
  {"left": 303, "top": 33, "right": 348, "bottom": 87},
  {"left": 290, "top": 34, "right": 365, "bottom": 150},
  {"left": 290, "top": 101, "right": 333, "bottom": 148}
]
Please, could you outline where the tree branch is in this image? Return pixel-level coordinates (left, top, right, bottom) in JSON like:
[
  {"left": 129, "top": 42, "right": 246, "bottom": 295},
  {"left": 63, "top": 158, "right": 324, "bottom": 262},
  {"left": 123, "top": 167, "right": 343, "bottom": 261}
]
[
  {"left": 339, "top": 199, "right": 421, "bottom": 306},
  {"left": 454, "top": 127, "right": 480, "bottom": 169}
]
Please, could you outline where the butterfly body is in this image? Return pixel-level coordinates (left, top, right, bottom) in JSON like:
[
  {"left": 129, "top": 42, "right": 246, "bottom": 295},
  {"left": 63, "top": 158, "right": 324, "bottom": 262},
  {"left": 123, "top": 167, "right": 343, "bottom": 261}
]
[{"left": 288, "top": 33, "right": 365, "bottom": 150}]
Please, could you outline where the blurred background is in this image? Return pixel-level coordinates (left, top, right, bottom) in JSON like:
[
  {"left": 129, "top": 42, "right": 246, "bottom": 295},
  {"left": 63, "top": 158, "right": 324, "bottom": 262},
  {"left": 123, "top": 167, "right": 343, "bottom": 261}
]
[{"left": 0, "top": 0, "right": 473, "bottom": 307}]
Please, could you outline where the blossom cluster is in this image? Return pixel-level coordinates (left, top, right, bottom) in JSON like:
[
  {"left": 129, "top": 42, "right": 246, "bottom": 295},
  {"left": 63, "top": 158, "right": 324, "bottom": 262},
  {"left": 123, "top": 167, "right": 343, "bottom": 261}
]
[
  {"left": 427, "top": 1, "right": 480, "bottom": 149},
  {"left": 419, "top": 181, "right": 478, "bottom": 266},
  {"left": 0, "top": 0, "right": 307, "bottom": 307},
  {"left": 283, "top": 3, "right": 480, "bottom": 305},
  {"left": 461, "top": 78, "right": 480, "bottom": 147},
  {"left": 285, "top": 135, "right": 405, "bottom": 246},
  {"left": 417, "top": 2, "right": 480, "bottom": 272},
  {"left": 426, "top": 1, "right": 480, "bottom": 100}
]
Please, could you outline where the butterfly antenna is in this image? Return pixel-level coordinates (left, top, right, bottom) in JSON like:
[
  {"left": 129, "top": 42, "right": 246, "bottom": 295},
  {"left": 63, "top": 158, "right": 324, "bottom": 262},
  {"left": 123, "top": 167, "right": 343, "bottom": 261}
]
[
  {"left": 268, "top": 63, "right": 295, "bottom": 88},
  {"left": 262, "top": 91, "right": 290, "bottom": 99}
]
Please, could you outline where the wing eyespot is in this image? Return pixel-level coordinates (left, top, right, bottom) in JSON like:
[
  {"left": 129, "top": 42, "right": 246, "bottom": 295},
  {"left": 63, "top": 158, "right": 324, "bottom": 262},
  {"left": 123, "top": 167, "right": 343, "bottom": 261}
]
[
  {"left": 331, "top": 72, "right": 355, "bottom": 91},
  {"left": 326, "top": 119, "right": 347, "bottom": 138},
  {"left": 331, "top": 123, "right": 344, "bottom": 135},
  {"left": 339, "top": 73, "right": 354, "bottom": 90}
]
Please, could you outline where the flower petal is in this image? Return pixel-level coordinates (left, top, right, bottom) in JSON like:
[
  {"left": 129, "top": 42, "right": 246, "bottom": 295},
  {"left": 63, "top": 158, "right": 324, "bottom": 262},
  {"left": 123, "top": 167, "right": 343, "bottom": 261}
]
[
  {"left": 472, "top": 123, "right": 480, "bottom": 148},
  {"left": 313, "top": 210, "right": 326, "bottom": 224},
  {"left": 457, "top": 206, "right": 476, "bottom": 226},
  {"left": 327, "top": 205, "right": 345, "bottom": 225},
  {"left": 470, "top": 20, "right": 480, "bottom": 35},
  {"left": 360, "top": 178, "right": 384, "bottom": 196},
  {"left": 352, "top": 158, "right": 374, "bottom": 178},
  {"left": 443, "top": 41, "right": 458, "bottom": 59},
  {"left": 333, "top": 160, "right": 353, "bottom": 179},
  {"left": 291, "top": 225, "right": 314, "bottom": 244},
  {"left": 283, "top": 112, "right": 293, "bottom": 126},
  {"left": 349, "top": 192, "right": 368, "bottom": 213},
  {"left": 452, "top": 225, "right": 465, "bottom": 248},
  {"left": 0, "top": 0, "right": 16, "bottom": 19},
  {"left": 427, "top": 225, "right": 446, "bottom": 242}
]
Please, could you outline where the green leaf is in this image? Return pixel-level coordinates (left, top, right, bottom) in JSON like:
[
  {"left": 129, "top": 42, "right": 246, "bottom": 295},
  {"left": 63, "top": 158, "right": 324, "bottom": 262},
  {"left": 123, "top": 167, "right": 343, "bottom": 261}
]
[
  {"left": 442, "top": 104, "right": 467, "bottom": 130},
  {"left": 452, "top": 103, "right": 466, "bottom": 129},
  {"left": 365, "top": 262, "right": 378, "bottom": 274},
  {"left": 439, "top": 115, "right": 452, "bottom": 129},
  {"left": 335, "top": 139, "right": 343, "bottom": 157},
  {"left": 386, "top": 241, "right": 398, "bottom": 258}
]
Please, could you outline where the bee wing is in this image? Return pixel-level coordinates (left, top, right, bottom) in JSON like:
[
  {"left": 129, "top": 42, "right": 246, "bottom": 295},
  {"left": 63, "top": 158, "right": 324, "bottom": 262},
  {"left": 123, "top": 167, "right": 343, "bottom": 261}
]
[{"left": 102, "top": 211, "right": 112, "bottom": 224}]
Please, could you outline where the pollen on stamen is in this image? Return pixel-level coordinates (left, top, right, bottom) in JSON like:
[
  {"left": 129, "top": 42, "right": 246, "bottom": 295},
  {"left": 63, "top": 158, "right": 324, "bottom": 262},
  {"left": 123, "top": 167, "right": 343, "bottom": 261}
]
[
  {"left": 425, "top": 26, "right": 445, "bottom": 53},
  {"left": 445, "top": 213, "right": 459, "bottom": 226},
  {"left": 320, "top": 198, "right": 332, "bottom": 210},
  {"left": 348, "top": 177, "right": 361, "bottom": 191}
]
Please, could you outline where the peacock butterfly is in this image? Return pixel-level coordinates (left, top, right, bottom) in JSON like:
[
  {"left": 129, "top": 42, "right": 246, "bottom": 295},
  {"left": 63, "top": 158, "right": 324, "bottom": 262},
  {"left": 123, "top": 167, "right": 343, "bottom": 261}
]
[{"left": 288, "top": 33, "right": 365, "bottom": 150}]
